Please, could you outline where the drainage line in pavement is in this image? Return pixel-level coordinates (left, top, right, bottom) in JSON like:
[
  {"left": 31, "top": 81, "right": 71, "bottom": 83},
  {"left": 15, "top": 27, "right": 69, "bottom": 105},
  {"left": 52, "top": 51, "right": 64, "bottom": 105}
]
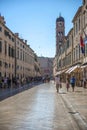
[{"left": 60, "top": 94, "right": 87, "bottom": 130}]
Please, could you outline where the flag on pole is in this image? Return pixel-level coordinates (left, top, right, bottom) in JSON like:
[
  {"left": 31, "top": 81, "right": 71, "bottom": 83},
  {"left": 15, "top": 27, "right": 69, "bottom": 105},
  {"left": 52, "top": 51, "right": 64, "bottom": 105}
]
[
  {"left": 80, "top": 36, "right": 85, "bottom": 54},
  {"left": 83, "top": 30, "right": 87, "bottom": 44}
]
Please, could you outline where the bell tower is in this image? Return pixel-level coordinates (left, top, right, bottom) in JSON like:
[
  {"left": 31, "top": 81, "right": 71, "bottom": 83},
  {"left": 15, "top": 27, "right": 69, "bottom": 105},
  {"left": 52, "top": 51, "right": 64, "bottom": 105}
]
[{"left": 56, "top": 14, "right": 65, "bottom": 55}]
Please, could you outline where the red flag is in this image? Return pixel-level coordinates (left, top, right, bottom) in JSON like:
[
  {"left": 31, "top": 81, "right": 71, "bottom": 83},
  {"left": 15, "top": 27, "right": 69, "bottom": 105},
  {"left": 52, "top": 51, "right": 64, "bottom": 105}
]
[
  {"left": 80, "top": 36, "right": 85, "bottom": 47},
  {"left": 80, "top": 36, "right": 85, "bottom": 54}
]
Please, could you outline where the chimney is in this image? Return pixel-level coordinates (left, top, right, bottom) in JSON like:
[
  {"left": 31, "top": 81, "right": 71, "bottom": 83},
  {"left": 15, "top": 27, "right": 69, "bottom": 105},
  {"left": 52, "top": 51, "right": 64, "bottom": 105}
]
[
  {"left": 0, "top": 15, "right": 6, "bottom": 24},
  {"left": 15, "top": 33, "right": 19, "bottom": 37},
  {"left": 25, "top": 40, "right": 27, "bottom": 44},
  {"left": 21, "top": 39, "right": 24, "bottom": 42}
]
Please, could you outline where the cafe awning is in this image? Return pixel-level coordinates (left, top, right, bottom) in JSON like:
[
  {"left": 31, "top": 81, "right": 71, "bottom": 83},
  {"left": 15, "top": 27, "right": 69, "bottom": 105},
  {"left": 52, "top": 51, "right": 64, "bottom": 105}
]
[
  {"left": 65, "top": 65, "right": 81, "bottom": 74},
  {"left": 81, "top": 62, "right": 87, "bottom": 69},
  {"left": 65, "top": 66, "right": 74, "bottom": 74},
  {"left": 55, "top": 71, "right": 62, "bottom": 76},
  {"left": 55, "top": 68, "right": 68, "bottom": 76},
  {"left": 68, "top": 65, "right": 80, "bottom": 73},
  {"left": 81, "top": 65, "right": 87, "bottom": 68}
]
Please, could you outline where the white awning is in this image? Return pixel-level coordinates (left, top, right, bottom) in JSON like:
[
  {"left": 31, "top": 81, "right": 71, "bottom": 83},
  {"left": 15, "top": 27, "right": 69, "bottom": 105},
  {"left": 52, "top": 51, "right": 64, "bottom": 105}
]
[
  {"left": 81, "top": 62, "right": 87, "bottom": 69},
  {"left": 81, "top": 65, "right": 87, "bottom": 68},
  {"left": 65, "top": 66, "right": 74, "bottom": 74},
  {"left": 68, "top": 65, "right": 80, "bottom": 73},
  {"left": 55, "top": 71, "right": 62, "bottom": 76},
  {"left": 65, "top": 65, "right": 80, "bottom": 74},
  {"left": 61, "top": 69, "right": 67, "bottom": 73},
  {"left": 55, "top": 69, "right": 67, "bottom": 76}
]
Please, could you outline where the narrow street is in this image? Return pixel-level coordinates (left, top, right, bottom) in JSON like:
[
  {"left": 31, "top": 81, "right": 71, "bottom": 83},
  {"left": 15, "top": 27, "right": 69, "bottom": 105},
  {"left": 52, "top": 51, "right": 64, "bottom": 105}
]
[{"left": 0, "top": 82, "right": 87, "bottom": 130}]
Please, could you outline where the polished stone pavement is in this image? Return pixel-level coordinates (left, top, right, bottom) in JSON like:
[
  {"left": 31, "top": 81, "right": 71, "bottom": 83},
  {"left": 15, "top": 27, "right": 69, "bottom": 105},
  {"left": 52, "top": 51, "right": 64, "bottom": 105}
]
[
  {"left": 0, "top": 82, "right": 41, "bottom": 101},
  {"left": 0, "top": 81, "right": 87, "bottom": 130},
  {"left": 60, "top": 83, "right": 87, "bottom": 130}
]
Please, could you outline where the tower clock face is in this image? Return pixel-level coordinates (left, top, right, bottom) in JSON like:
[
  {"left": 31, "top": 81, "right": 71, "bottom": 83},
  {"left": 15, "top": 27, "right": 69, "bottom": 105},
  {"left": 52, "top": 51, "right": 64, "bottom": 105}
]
[{"left": 58, "top": 22, "right": 62, "bottom": 26}]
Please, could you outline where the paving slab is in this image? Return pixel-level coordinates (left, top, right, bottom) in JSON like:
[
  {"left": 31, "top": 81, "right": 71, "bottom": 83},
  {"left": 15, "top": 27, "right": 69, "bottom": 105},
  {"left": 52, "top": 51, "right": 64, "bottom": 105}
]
[
  {"left": 59, "top": 82, "right": 87, "bottom": 130},
  {"left": 0, "top": 82, "right": 79, "bottom": 130}
]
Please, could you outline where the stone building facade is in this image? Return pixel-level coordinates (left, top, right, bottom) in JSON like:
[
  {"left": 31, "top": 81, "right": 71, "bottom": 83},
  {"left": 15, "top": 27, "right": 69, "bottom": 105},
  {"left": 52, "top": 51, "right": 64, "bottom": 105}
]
[
  {"left": 0, "top": 15, "right": 41, "bottom": 80},
  {"left": 54, "top": 0, "right": 87, "bottom": 86},
  {"left": 38, "top": 57, "right": 53, "bottom": 77}
]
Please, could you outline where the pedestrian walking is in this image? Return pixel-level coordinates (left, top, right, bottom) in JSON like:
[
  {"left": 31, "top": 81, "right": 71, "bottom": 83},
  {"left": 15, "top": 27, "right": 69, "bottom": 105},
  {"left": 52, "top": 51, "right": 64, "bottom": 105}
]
[
  {"left": 4, "top": 77, "right": 8, "bottom": 88},
  {"left": 55, "top": 75, "right": 60, "bottom": 93},
  {"left": 60, "top": 76, "right": 62, "bottom": 88},
  {"left": 83, "top": 76, "right": 86, "bottom": 88},
  {"left": 0, "top": 77, "right": 2, "bottom": 88},
  {"left": 66, "top": 77, "right": 70, "bottom": 92},
  {"left": 70, "top": 75, "right": 76, "bottom": 92}
]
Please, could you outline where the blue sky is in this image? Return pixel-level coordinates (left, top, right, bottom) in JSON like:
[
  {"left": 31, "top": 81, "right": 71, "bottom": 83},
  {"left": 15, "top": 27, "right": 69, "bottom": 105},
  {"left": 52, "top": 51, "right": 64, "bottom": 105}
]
[{"left": 0, "top": 0, "right": 82, "bottom": 57}]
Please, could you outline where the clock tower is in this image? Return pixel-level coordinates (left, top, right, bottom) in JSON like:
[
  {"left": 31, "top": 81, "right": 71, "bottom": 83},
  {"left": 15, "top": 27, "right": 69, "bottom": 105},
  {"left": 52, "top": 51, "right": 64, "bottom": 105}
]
[{"left": 56, "top": 14, "right": 65, "bottom": 55}]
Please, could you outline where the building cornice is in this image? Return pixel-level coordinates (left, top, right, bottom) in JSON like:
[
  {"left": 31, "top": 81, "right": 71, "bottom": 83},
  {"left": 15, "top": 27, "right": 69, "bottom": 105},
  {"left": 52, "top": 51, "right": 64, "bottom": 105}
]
[{"left": 72, "top": 6, "right": 82, "bottom": 22}]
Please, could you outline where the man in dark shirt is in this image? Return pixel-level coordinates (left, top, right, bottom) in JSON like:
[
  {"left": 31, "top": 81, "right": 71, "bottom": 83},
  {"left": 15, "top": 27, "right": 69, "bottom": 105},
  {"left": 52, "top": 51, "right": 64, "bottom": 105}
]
[{"left": 70, "top": 76, "right": 76, "bottom": 92}]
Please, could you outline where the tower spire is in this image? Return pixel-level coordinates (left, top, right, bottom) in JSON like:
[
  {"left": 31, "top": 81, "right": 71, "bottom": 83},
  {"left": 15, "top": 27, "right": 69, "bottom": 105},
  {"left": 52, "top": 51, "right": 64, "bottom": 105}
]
[{"left": 59, "top": 12, "right": 61, "bottom": 17}]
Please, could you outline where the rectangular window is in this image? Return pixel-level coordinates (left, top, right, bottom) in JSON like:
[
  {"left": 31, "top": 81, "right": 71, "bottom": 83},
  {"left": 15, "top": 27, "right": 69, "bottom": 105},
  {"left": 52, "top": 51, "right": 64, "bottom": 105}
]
[
  {"left": 12, "top": 37, "right": 14, "bottom": 42},
  {"left": 4, "top": 30, "right": 9, "bottom": 36},
  {"left": 20, "top": 50, "right": 22, "bottom": 60},
  {"left": 9, "top": 34, "right": 11, "bottom": 39},
  {"left": 10, "top": 48, "right": 12, "bottom": 57},
  {"left": 0, "top": 61, "right": 2, "bottom": 66},
  {"left": 0, "top": 72, "right": 1, "bottom": 77},
  {"left": 5, "top": 41, "right": 7, "bottom": 55},
  {"left": 0, "top": 27, "right": 2, "bottom": 32},
  {"left": 17, "top": 48, "right": 19, "bottom": 59},
  {"left": 23, "top": 51, "right": 24, "bottom": 61},
  {"left": 0, "top": 41, "right": 2, "bottom": 52},
  {"left": 8, "top": 45, "right": 11, "bottom": 56},
  {"left": 10, "top": 47, "right": 13, "bottom": 57}
]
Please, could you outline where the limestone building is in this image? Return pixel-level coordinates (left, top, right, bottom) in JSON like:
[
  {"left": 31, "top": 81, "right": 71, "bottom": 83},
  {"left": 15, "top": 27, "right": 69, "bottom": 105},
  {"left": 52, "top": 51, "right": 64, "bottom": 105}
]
[
  {"left": 54, "top": 0, "right": 87, "bottom": 86},
  {"left": 0, "top": 15, "right": 41, "bottom": 79},
  {"left": 38, "top": 57, "right": 53, "bottom": 77}
]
